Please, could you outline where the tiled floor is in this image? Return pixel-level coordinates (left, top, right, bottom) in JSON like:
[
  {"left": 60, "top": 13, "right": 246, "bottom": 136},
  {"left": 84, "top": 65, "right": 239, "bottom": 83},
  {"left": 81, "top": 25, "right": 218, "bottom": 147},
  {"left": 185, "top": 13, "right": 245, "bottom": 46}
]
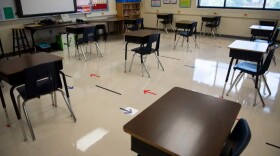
[{"left": 0, "top": 32, "right": 280, "bottom": 156}]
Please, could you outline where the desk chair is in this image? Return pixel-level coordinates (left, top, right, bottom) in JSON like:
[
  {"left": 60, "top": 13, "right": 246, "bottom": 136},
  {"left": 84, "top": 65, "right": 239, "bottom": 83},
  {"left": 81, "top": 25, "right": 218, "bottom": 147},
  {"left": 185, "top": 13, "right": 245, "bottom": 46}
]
[
  {"left": 204, "top": 16, "right": 221, "bottom": 37},
  {"left": 16, "top": 62, "right": 77, "bottom": 141},
  {"left": 173, "top": 22, "right": 199, "bottom": 52},
  {"left": 125, "top": 18, "right": 144, "bottom": 32},
  {"left": 255, "top": 27, "right": 279, "bottom": 65},
  {"left": 252, "top": 20, "right": 277, "bottom": 42},
  {"left": 129, "top": 33, "right": 164, "bottom": 78},
  {"left": 95, "top": 24, "right": 107, "bottom": 42},
  {"left": 220, "top": 118, "right": 251, "bottom": 156},
  {"left": 76, "top": 26, "right": 103, "bottom": 61},
  {"left": 226, "top": 48, "right": 275, "bottom": 106},
  {"left": 158, "top": 14, "right": 174, "bottom": 33}
]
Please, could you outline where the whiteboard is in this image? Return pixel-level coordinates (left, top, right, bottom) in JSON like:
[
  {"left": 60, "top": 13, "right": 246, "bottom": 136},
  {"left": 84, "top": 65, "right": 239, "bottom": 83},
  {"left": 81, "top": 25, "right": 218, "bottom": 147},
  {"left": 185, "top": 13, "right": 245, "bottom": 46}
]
[{"left": 16, "top": 0, "right": 77, "bottom": 17}]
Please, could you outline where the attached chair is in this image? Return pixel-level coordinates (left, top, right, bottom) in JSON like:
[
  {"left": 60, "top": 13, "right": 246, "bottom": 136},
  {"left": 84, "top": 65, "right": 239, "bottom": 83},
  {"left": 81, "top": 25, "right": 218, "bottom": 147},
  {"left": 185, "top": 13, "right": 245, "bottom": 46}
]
[
  {"left": 226, "top": 48, "right": 275, "bottom": 106},
  {"left": 220, "top": 118, "right": 251, "bottom": 156},
  {"left": 16, "top": 62, "right": 77, "bottom": 141},
  {"left": 129, "top": 33, "right": 164, "bottom": 78},
  {"left": 125, "top": 18, "right": 144, "bottom": 32},
  {"left": 255, "top": 27, "right": 279, "bottom": 65},
  {"left": 76, "top": 26, "right": 103, "bottom": 61},
  {"left": 173, "top": 22, "right": 199, "bottom": 52},
  {"left": 204, "top": 16, "right": 221, "bottom": 37},
  {"left": 158, "top": 14, "right": 174, "bottom": 33}
]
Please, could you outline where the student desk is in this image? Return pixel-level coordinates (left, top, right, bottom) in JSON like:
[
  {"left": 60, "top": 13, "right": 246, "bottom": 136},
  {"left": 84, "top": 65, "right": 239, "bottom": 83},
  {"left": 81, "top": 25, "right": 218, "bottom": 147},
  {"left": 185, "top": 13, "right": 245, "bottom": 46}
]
[
  {"left": 174, "top": 20, "right": 197, "bottom": 40},
  {"left": 25, "top": 22, "right": 77, "bottom": 51},
  {"left": 221, "top": 40, "right": 268, "bottom": 105},
  {"left": 124, "top": 30, "right": 159, "bottom": 72},
  {"left": 201, "top": 16, "right": 217, "bottom": 33},
  {"left": 249, "top": 25, "right": 274, "bottom": 41},
  {"left": 124, "top": 87, "right": 241, "bottom": 156},
  {"left": 0, "top": 52, "right": 68, "bottom": 140},
  {"left": 87, "top": 17, "right": 124, "bottom": 35},
  {"left": 65, "top": 24, "right": 96, "bottom": 59}
]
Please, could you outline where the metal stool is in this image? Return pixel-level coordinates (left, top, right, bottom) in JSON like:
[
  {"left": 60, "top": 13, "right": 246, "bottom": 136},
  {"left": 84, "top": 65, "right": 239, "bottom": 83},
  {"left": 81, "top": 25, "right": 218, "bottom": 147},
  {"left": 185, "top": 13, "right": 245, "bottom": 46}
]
[
  {"left": 0, "top": 38, "right": 7, "bottom": 59},
  {"left": 12, "top": 28, "right": 31, "bottom": 56}
]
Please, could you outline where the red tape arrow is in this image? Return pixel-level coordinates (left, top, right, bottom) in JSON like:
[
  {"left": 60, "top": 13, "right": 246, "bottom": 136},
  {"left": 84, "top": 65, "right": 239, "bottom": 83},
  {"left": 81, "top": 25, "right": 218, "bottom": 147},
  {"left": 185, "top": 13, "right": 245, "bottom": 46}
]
[
  {"left": 90, "top": 74, "right": 100, "bottom": 77},
  {"left": 143, "top": 90, "right": 156, "bottom": 95}
]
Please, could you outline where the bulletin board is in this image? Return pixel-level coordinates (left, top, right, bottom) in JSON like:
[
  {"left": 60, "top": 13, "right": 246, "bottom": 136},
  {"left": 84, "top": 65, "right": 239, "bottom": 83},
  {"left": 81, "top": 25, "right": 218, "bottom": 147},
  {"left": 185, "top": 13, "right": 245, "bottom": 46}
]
[{"left": 0, "top": 0, "right": 17, "bottom": 21}]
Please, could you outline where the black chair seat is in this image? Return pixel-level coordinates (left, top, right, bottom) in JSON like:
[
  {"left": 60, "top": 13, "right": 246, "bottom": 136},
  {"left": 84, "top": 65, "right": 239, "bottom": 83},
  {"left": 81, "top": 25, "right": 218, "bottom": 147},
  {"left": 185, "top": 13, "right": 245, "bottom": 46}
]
[
  {"left": 131, "top": 47, "right": 157, "bottom": 55},
  {"left": 205, "top": 23, "right": 217, "bottom": 28}
]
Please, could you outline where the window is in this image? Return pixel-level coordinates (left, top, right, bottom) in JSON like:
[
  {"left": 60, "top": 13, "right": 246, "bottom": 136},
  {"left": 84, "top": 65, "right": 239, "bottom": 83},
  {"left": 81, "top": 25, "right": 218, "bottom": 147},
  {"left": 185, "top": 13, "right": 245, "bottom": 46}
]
[
  {"left": 199, "top": 0, "right": 224, "bottom": 7},
  {"left": 198, "top": 0, "right": 280, "bottom": 10},
  {"left": 266, "top": 0, "right": 280, "bottom": 9},
  {"left": 226, "top": 0, "right": 264, "bottom": 8}
]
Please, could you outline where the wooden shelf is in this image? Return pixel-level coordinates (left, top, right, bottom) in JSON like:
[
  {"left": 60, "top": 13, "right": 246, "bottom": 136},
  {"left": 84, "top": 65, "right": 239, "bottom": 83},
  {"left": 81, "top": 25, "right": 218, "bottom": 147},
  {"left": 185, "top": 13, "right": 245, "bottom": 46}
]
[{"left": 116, "top": 2, "right": 140, "bottom": 19}]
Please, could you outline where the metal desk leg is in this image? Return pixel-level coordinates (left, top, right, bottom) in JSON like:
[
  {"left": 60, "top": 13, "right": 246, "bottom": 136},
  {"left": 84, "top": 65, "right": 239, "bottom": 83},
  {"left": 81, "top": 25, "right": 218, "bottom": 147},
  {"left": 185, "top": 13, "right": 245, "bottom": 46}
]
[
  {"left": 60, "top": 71, "right": 72, "bottom": 108},
  {"left": 125, "top": 42, "right": 129, "bottom": 73},
  {"left": 222, "top": 58, "right": 234, "bottom": 98},
  {"left": 0, "top": 83, "right": 11, "bottom": 127}
]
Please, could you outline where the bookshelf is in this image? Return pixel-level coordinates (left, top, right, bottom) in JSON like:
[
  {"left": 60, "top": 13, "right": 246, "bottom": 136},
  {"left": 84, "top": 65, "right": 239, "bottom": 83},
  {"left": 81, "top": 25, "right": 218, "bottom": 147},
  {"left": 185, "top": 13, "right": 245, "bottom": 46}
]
[{"left": 116, "top": 2, "right": 141, "bottom": 18}]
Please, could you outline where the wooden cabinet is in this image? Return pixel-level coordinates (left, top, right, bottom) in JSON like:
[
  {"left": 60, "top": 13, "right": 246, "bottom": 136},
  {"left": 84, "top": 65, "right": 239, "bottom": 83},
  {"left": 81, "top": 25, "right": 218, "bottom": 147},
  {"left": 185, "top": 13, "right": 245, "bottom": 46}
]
[{"left": 116, "top": 2, "right": 140, "bottom": 18}]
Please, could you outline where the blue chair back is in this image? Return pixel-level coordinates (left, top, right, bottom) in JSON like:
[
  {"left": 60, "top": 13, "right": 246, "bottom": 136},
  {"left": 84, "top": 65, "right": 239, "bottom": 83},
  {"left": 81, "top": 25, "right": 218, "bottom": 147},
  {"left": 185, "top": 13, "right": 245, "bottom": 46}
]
[
  {"left": 259, "top": 48, "right": 275, "bottom": 75},
  {"left": 141, "top": 33, "right": 160, "bottom": 55},
  {"left": 83, "top": 26, "right": 96, "bottom": 43},
  {"left": 220, "top": 118, "right": 251, "bottom": 156}
]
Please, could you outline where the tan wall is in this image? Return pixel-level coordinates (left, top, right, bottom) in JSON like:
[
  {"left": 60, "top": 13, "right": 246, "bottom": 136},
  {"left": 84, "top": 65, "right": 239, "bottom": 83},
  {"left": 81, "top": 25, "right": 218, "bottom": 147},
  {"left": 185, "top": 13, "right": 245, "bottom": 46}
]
[{"left": 141, "top": 0, "right": 280, "bottom": 37}]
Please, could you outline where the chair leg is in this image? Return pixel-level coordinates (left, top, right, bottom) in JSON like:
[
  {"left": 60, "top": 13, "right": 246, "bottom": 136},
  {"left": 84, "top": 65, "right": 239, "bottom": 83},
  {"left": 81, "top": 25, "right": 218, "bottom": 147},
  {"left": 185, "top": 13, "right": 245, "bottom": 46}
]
[
  {"left": 141, "top": 55, "right": 150, "bottom": 78},
  {"left": 129, "top": 53, "right": 136, "bottom": 72},
  {"left": 54, "top": 91, "right": 57, "bottom": 107},
  {"left": 94, "top": 42, "right": 103, "bottom": 57},
  {"left": 22, "top": 101, "right": 36, "bottom": 141},
  {"left": 79, "top": 45, "right": 87, "bottom": 61},
  {"left": 181, "top": 37, "right": 185, "bottom": 47},
  {"left": 273, "top": 55, "right": 276, "bottom": 65},
  {"left": 154, "top": 53, "right": 164, "bottom": 71},
  {"left": 226, "top": 72, "right": 243, "bottom": 96},
  {"left": 57, "top": 89, "right": 77, "bottom": 122},
  {"left": 17, "top": 95, "right": 21, "bottom": 116},
  {"left": 262, "top": 75, "right": 271, "bottom": 95},
  {"left": 18, "top": 119, "right": 28, "bottom": 141},
  {"left": 173, "top": 36, "right": 181, "bottom": 50},
  {"left": 230, "top": 69, "right": 236, "bottom": 84},
  {"left": 186, "top": 38, "right": 192, "bottom": 52},
  {"left": 170, "top": 24, "right": 175, "bottom": 32},
  {"left": 192, "top": 36, "right": 199, "bottom": 49},
  {"left": 235, "top": 72, "right": 245, "bottom": 86},
  {"left": 253, "top": 77, "right": 265, "bottom": 107}
]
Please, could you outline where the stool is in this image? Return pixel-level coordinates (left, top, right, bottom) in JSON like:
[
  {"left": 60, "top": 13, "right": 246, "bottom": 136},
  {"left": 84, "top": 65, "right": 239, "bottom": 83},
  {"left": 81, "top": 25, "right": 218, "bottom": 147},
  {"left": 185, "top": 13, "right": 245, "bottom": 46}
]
[
  {"left": 95, "top": 24, "right": 107, "bottom": 42},
  {"left": 0, "top": 38, "right": 6, "bottom": 59},
  {"left": 12, "top": 28, "right": 31, "bottom": 57}
]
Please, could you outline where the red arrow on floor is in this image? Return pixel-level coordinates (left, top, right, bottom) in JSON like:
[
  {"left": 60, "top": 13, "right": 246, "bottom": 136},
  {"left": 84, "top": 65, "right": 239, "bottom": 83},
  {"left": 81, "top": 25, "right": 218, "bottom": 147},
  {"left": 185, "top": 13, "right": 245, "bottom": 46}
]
[
  {"left": 143, "top": 90, "right": 156, "bottom": 95},
  {"left": 90, "top": 74, "right": 100, "bottom": 77}
]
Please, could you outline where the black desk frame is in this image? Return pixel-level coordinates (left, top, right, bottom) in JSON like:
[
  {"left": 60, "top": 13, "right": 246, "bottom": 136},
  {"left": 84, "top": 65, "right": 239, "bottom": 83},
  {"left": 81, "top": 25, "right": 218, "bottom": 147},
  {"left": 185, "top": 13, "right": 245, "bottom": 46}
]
[{"left": 221, "top": 48, "right": 265, "bottom": 106}]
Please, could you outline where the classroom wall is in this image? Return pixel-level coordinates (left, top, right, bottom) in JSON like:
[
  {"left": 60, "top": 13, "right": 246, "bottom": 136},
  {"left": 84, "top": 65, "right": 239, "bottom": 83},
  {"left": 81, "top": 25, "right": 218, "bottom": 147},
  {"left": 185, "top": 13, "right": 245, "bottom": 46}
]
[
  {"left": 0, "top": 1, "right": 116, "bottom": 54},
  {"left": 141, "top": 0, "right": 280, "bottom": 38}
]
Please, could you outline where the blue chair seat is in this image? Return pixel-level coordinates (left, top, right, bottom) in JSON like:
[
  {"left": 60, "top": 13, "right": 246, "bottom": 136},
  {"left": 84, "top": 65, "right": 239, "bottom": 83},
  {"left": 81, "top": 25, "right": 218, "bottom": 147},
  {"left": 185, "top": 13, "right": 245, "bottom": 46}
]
[
  {"left": 233, "top": 62, "right": 257, "bottom": 75},
  {"left": 178, "top": 31, "right": 191, "bottom": 37}
]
